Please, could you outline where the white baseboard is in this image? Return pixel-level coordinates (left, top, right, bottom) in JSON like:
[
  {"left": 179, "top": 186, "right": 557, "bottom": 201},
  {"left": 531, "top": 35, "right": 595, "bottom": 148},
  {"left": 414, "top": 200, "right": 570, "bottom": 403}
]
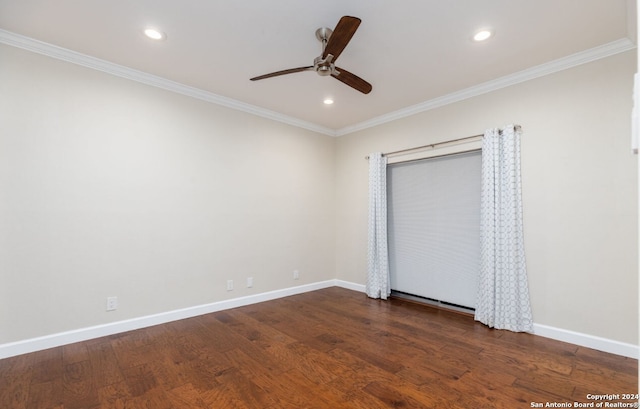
[
  {"left": 532, "top": 323, "right": 639, "bottom": 359},
  {"left": 334, "top": 279, "right": 366, "bottom": 293},
  {"left": 1, "top": 279, "right": 637, "bottom": 360},
  {"left": 336, "top": 281, "right": 639, "bottom": 358},
  {"left": 0, "top": 280, "right": 337, "bottom": 360}
]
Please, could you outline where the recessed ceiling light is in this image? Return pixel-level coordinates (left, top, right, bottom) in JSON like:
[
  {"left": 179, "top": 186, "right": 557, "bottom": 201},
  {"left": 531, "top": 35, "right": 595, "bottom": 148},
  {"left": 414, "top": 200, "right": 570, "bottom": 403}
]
[
  {"left": 144, "top": 28, "right": 166, "bottom": 40},
  {"left": 473, "top": 29, "right": 493, "bottom": 42},
  {"left": 323, "top": 98, "right": 334, "bottom": 105}
]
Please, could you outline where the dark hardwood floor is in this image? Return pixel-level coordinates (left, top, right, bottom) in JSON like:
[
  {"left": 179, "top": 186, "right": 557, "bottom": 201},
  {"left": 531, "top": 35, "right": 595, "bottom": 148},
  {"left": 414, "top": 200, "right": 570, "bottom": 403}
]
[{"left": 1, "top": 287, "right": 637, "bottom": 408}]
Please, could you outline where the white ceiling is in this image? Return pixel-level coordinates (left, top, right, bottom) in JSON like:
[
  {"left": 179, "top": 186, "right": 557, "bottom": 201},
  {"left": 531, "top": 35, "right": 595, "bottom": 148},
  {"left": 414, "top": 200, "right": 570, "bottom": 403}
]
[{"left": 0, "top": 1, "right": 636, "bottom": 135}]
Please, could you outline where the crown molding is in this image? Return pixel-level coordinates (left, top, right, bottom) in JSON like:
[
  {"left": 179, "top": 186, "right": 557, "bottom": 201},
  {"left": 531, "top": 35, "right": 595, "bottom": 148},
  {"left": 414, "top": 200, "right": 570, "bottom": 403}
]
[
  {"left": 0, "top": 29, "right": 634, "bottom": 138},
  {"left": 0, "top": 29, "right": 337, "bottom": 137},
  {"left": 336, "top": 37, "right": 637, "bottom": 136}
]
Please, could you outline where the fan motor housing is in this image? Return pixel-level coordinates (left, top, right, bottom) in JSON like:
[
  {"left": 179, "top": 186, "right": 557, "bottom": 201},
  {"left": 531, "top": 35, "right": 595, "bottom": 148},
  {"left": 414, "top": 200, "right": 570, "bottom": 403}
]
[
  {"left": 313, "top": 56, "right": 334, "bottom": 76},
  {"left": 318, "top": 66, "right": 332, "bottom": 76}
]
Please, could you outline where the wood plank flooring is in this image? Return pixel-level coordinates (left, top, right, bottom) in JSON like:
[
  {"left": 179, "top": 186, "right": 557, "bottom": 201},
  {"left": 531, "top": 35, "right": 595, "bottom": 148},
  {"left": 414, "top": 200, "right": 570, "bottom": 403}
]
[{"left": 1, "top": 287, "right": 637, "bottom": 408}]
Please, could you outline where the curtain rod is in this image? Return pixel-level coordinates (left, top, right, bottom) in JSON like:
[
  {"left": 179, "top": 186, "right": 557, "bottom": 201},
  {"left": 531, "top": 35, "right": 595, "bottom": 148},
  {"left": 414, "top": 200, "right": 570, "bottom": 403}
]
[{"left": 365, "top": 133, "right": 483, "bottom": 160}]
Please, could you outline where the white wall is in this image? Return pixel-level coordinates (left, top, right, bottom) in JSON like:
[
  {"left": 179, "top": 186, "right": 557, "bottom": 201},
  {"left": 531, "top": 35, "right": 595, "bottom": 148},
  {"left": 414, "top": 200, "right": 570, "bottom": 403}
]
[
  {"left": 0, "top": 44, "right": 336, "bottom": 344},
  {"left": 335, "top": 50, "right": 639, "bottom": 345},
  {"left": 1, "top": 40, "right": 637, "bottom": 349}
]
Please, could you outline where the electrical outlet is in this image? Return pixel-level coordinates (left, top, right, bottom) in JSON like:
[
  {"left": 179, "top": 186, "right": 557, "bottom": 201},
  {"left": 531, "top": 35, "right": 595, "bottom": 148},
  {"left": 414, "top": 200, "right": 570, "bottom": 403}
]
[
  {"left": 106, "top": 296, "right": 118, "bottom": 311},
  {"left": 227, "top": 280, "right": 234, "bottom": 291},
  {"left": 293, "top": 270, "right": 299, "bottom": 280},
  {"left": 247, "top": 277, "right": 253, "bottom": 288}
]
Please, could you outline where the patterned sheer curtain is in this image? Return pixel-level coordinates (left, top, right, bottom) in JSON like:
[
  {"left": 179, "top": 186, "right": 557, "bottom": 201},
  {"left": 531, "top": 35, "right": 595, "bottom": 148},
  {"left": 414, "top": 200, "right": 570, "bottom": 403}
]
[
  {"left": 366, "top": 153, "right": 390, "bottom": 299},
  {"left": 474, "top": 125, "right": 533, "bottom": 332}
]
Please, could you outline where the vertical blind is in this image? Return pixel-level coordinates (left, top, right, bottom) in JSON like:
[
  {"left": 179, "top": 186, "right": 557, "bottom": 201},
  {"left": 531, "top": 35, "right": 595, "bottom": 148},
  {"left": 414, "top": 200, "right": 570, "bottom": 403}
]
[{"left": 387, "top": 150, "right": 481, "bottom": 309}]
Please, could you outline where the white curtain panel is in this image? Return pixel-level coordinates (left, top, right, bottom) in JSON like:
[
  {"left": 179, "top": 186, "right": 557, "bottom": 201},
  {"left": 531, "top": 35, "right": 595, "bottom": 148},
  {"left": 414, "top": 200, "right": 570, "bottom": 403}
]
[
  {"left": 366, "top": 152, "right": 390, "bottom": 299},
  {"left": 474, "top": 125, "right": 534, "bottom": 332}
]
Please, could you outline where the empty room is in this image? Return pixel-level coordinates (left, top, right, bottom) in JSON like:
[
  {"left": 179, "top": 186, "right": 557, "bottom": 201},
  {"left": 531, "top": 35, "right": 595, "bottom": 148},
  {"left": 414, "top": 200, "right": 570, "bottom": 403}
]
[{"left": 0, "top": 1, "right": 638, "bottom": 408}]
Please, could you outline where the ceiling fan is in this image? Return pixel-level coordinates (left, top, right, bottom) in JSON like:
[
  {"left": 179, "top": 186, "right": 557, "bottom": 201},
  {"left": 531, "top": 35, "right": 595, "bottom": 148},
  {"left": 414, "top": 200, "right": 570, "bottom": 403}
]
[{"left": 250, "top": 16, "right": 372, "bottom": 94}]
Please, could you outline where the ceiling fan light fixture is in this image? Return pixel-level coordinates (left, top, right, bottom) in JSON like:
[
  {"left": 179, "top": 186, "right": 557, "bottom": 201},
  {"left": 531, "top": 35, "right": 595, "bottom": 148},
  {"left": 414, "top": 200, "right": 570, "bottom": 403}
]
[
  {"left": 144, "top": 28, "right": 166, "bottom": 40},
  {"left": 473, "top": 29, "right": 493, "bottom": 42}
]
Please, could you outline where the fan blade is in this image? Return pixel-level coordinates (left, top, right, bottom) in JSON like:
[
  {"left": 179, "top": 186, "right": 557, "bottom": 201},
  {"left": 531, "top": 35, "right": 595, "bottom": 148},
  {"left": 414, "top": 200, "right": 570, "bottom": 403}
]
[
  {"left": 323, "top": 16, "right": 361, "bottom": 62},
  {"left": 250, "top": 66, "right": 313, "bottom": 81},
  {"left": 332, "top": 67, "right": 372, "bottom": 94}
]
